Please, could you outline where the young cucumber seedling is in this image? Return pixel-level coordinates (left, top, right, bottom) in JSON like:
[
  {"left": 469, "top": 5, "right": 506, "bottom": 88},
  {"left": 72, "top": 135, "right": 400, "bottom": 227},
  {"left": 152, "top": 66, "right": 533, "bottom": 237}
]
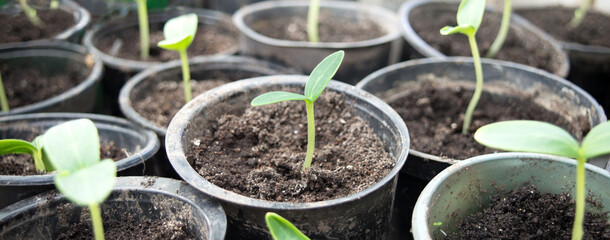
[
  {"left": 0, "top": 136, "right": 44, "bottom": 171},
  {"left": 474, "top": 120, "right": 610, "bottom": 240},
  {"left": 265, "top": 212, "right": 310, "bottom": 240},
  {"left": 440, "top": 0, "right": 485, "bottom": 134},
  {"left": 0, "top": 71, "right": 8, "bottom": 112},
  {"left": 569, "top": 0, "right": 592, "bottom": 29},
  {"left": 18, "top": 0, "right": 42, "bottom": 27},
  {"left": 251, "top": 50, "right": 344, "bottom": 170},
  {"left": 158, "top": 13, "right": 198, "bottom": 103},
  {"left": 135, "top": 0, "right": 150, "bottom": 60},
  {"left": 307, "top": 0, "right": 321, "bottom": 42},
  {"left": 485, "top": 0, "right": 511, "bottom": 59}
]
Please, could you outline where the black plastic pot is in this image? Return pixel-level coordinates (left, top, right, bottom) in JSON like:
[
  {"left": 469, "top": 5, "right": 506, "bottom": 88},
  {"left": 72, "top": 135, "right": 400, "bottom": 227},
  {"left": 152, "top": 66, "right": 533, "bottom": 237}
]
[
  {"left": 119, "top": 55, "right": 297, "bottom": 178},
  {"left": 0, "top": 176, "right": 226, "bottom": 239},
  {"left": 0, "top": 113, "right": 159, "bottom": 209},
  {"left": 399, "top": 0, "right": 570, "bottom": 78},
  {"left": 166, "top": 76, "right": 410, "bottom": 239},
  {"left": 0, "top": 40, "right": 103, "bottom": 117},
  {"left": 233, "top": 0, "right": 402, "bottom": 85}
]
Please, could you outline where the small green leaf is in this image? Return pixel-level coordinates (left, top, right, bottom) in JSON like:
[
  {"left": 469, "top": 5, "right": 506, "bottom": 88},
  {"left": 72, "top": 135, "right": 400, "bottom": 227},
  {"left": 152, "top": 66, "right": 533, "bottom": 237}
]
[
  {"left": 265, "top": 212, "right": 310, "bottom": 240},
  {"left": 440, "top": 25, "right": 475, "bottom": 36},
  {"left": 0, "top": 139, "right": 37, "bottom": 155},
  {"left": 456, "top": 0, "right": 485, "bottom": 31},
  {"left": 581, "top": 121, "right": 610, "bottom": 159},
  {"left": 474, "top": 120, "right": 580, "bottom": 158},
  {"left": 41, "top": 119, "right": 100, "bottom": 172},
  {"left": 54, "top": 159, "right": 117, "bottom": 206},
  {"left": 304, "top": 51, "right": 344, "bottom": 102},
  {"left": 157, "top": 13, "right": 198, "bottom": 51},
  {"left": 251, "top": 91, "right": 309, "bottom": 106}
]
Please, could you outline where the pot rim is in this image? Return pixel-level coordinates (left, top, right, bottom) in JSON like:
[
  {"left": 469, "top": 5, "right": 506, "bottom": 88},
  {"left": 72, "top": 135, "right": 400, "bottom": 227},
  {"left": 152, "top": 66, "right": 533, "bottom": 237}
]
[{"left": 166, "top": 75, "right": 409, "bottom": 209}]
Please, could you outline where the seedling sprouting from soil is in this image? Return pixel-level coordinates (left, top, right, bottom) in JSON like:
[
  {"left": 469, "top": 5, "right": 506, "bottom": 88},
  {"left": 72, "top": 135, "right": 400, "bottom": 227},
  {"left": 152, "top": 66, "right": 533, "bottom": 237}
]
[
  {"left": 485, "top": 0, "right": 511, "bottom": 58},
  {"left": 474, "top": 120, "right": 610, "bottom": 240},
  {"left": 265, "top": 212, "right": 310, "bottom": 240},
  {"left": 251, "top": 50, "right": 344, "bottom": 170},
  {"left": 0, "top": 136, "right": 44, "bottom": 171},
  {"left": 0, "top": 72, "right": 8, "bottom": 112},
  {"left": 135, "top": 0, "right": 150, "bottom": 59},
  {"left": 50, "top": 0, "right": 58, "bottom": 9},
  {"left": 440, "top": 0, "right": 485, "bottom": 134},
  {"left": 157, "top": 13, "right": 198, "bottom": 103},
  {"left": 307, "top": 0, "right": 320, "bottom": 42},
  {"left": 569, "top": 0, "right": 592, "bottom": 29},
  {"left": 18, "top": 0, "right": 42, "bottom": 27}
]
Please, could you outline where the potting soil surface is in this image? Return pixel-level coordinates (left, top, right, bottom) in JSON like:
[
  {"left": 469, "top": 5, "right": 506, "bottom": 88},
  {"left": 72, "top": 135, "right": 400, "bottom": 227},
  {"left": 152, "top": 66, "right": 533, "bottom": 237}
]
[
  {"left": 188, "top": 90, "right": 395, "bottom": 202},
  {"left": 445, "top": 185, "right": 610, "bottom": 240},
  {"left": 1, "top": 9, "right": 75, "bottom": 44}
]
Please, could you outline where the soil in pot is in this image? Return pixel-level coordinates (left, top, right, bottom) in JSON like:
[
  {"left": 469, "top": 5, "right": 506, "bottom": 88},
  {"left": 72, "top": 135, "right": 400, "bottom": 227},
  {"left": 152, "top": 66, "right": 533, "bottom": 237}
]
[
  {"left": 445, "top": 185, "right": 610, "bottom": 240},
  {"left": 249, "top": 10, "right": 386, "bottom": 42},
  {"left": 187, "top": 90, "right": 395, "bottom": 202},
  {"left": 0, "top": 9, "right": 75, "bottom": 44}
]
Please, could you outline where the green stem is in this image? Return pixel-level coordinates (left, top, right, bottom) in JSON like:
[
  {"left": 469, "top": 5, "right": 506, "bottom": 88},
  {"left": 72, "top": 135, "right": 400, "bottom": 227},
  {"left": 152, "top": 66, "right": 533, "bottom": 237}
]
[
  {"left": 571, "top": 153, "right": 586, "bottom": 240},
  {"left": 0, "top": 73, "right": 9, "bottom": 112},
  {"left": 307, "top": 0, "right": 320, "bottom": 42},
  {"left": 32, "top": 149, "right": 45, "bottom": 172},
  {"left": 485, "top": 0, "right": 511, "bottom": 59},
  {"left": 569, "top": 0, "right": 591, "bottom": 29},
  {"left": 89, "top": 203, "right": 105, "bottom": 240},
  {"left": 136, "top": 0, "right": 150, "bottom": 60},
  {"left": 303, "top": 100, "right": 315, "bottom": 169},
  {"left": 179, "top": 49, "right": 192, "bottom": 103},
  {"left": 18, "top": 0, "right": 42, "bottom": 27},
  {"left": 50, "top": 0, "right": 58, "bottom": 9},
  {"left": 462, "top": 34, "right": 483, "bottom": 134}
]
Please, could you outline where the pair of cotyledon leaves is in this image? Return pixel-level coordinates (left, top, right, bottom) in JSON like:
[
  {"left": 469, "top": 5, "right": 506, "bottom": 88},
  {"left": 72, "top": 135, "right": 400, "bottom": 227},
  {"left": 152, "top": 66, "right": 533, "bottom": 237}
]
[{"left": 157, "top": 13, "right": 198, "bottom": 52}]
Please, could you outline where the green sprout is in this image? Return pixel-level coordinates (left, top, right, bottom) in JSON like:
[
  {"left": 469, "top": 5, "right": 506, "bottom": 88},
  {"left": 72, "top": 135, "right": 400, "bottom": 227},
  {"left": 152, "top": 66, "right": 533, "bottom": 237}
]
[
  {"left": 135, "top": 0, "right": 150, "bottom": 60},
  {"left": 251, "top": 50, "right": 344, "bottom": 170},
  {"left": 0, "top": 137, "right": 44, "bottom": 171},
  {"left": 50, "top": 0, "right": 58, "bottom": 9},
  {"left": 265, "top": 212, "right": 310, "bottom": 240},
  {"left": 474, "top": 120, "right": 610, "bottom": 240},
  {"left": 18, "top": 0, "right": 42, "bottom": 27},
  {"left": 0, "top": 72, "right": 8, "bottom": 112},
  {"left": 569, "top": 0, "right": 591, "bottom": 29},
  {"left": 440, "top": 0, "right": 485, "bottom": 134},
  {"left": 157, "top": 13, "right": 198, "bottom": 103},
  {"left": 307, "top": 0, "right": 320, "bottom": 42},
  {"left": 485, "top": 0, "right": 511, "bottom": 58}
]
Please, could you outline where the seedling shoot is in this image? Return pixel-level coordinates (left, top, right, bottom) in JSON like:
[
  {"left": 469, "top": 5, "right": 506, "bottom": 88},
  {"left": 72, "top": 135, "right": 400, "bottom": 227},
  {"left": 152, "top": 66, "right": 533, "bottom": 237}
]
[
  {"left": 474, "top": 120, "right": 610, "bottom": 240},
  {"left": 18, "top": 0, "right": 42, "bottom": 27},
  {"left": 0, "top": 137, "right": 44, "bottom": 171},
  {"left": 251, "top": 50, "right": 344, "bottom": 170},
  {"left": 0, "top": 72, "right": 8, "bottom": 112},
  {"left": 265, "top": 212, "right": 310, "bottom": 240},
  {"left": 485, "top": 0, "right": 511, "bottom": 58},
  {"left": 135, "top": 0, "right": 150, "bottom": 60},
  {"left": 307, "top": 0, "right": 321, "bottom": 42},
  {"left": 569, "top": 0, "right": 592, "bottom": 29},
  {"left": 157, "top": 13, "right": 198, "bottom": 103},
  {"left": 440, "top": 0, "right": 485, "bottom": 134}
]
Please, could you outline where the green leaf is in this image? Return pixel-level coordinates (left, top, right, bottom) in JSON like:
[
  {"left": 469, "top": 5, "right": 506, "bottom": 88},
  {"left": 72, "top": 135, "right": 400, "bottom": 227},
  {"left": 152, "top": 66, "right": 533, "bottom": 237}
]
[
  {"left": 251, "top": 91, "right": 309, "bottom": 106},
  {"left": 54, "top": 159, "right": 117, "bottom": 206},
  {"left": 474, "top": 120, "right": 580, "bottom": 158},
  {"left": 581, "top": 121, "right": 610, "bottom": 159},
  {"left": 0, "top": 139, "right": 37, "bottom": 155},
  {"left": 304, "top": 51, "right": 344, "bottom": 102},
  {"left": 157, "top": 13, "right": 198, "bottom": 51},
  {"left": 41, "top": 119, "right": 100, "bottom": 172},
  {"left": 265, "top": 212, "right": 310, "bottom": 240},
  {"left": 440, "top": 0, "right": 485, "bottom": 36},
  {"left": 440, "top": 25, "right": 475, "bottom": 36}
]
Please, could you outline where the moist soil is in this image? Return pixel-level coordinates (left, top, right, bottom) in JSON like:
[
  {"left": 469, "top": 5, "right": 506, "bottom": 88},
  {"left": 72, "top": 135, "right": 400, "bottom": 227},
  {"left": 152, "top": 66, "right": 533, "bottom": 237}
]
[
  {"left": 0, "top": 9, "right": 75, "bottom": 44},
  {"left": 96, "top": 18, "right": 238, "bottom": 62},
  {"left": 249, "top": 9, "right": 386, "bottom": 42},
  {"left": 187, "top": 91, "right": 395, "bottom": 202},
  {"left": 517, "top": 7, "right": 610, "bottom": 48},
  {"left": 411, "top": 9, "right": 558, "bottom": 73},
  {"left": 446, "top": 185, "right": 610, "bottom": 240},
  {"left": 385, "top": 78, "right": 590, "bottom": 160}
]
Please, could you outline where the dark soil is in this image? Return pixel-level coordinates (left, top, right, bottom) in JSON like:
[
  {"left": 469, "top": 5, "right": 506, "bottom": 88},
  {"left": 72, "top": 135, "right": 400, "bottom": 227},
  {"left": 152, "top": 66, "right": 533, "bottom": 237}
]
[
  {"left": 96, "top": 18, "right": 238, "bottom": 62},
  {"left": 517, "top": 7, "right": 610, "bottom": 48},
  {"left": 446, "top": 185, "right": 610, "bottom": 240},
  {"left": 411, "top": 9, "right": 559, "bottom": 73},
  {"left": 249, "top": 9, "right": 386, "bottom": 42},
  {"left": 0, "top": 9, "right": 75, "bottom": 44},
  {"left": 385, "top": 78, "right": 590, "bottom": 160},
  {"left": 188, "top": 91, "right": 395, "bottom": 202}
]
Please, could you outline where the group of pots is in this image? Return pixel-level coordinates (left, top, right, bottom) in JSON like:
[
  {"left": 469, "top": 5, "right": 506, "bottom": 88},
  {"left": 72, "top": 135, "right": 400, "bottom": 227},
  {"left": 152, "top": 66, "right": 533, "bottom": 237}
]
[{"left": 1, "top": 0, "right": 609, "bottom": 239}]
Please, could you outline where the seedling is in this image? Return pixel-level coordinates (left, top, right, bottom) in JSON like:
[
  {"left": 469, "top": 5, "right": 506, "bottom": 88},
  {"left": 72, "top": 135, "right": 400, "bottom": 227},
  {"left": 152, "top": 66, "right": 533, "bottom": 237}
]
[
  {"left": 0, "top": 137, "right": 44, "bottom": 171},
  {"left": 440, "top": 0, "right": 485, "bottom": 134},
  {"left": 50, "top": 0, "right": 58, "bottom": 9},
  {"left": 569, "top": 0, "right": 592, "bottom": 29},
  {"left": 307, "top": 0, "right": 321, "bottom": 42},
  {"left": 135, "top": 0, "right": 150, "bottom": 59},
  {"left": 251, "top": 50, "right": 344, "bottom": 170},
  {"left": 18, "top": 0, "right": 42, "bottom": 27},
  {"left": 265, "top": 212, "right": 310, "bottom": 240},
  {"left": 0, "top": 72, "right": 8, "bottom": 112},
  {"left": 485, "top": 0, "right": 511, "bottom": 58},
  {"left": 474, "top": 120, "right": 610, "bottom": 240},
  {"left": 157, "top": 13, "right": 198, "bottom": 103}
]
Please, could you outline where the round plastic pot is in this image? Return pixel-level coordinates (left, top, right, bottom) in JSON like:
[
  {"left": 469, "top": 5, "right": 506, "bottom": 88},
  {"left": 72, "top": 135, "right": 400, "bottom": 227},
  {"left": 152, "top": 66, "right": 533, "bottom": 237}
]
[
  {"left": 119, "top": 55, "right": 297, "bottom": 178},
  {"left": 0, "top": 176, "right": 226, "bottom": 239},
  {"left": 0, "top": 40, "right": 103, "bottom": 117},
  {"left": 166, "top": 76, "right": 410, "bottom": 239},
  {"left": 398, "top": 0, "right": 570, "bottom": 78},
  {"left": 412, "top": 152, "right": 610, "bottom": 239},
  {"left": 0, "top": 113, "right": 160, "bottom": 209},
  {"left": 206, "top": 0, "right": 355, "bottom": 14},
  {"left": 233, "top": 1, "right": 402, "bottom": 85}
]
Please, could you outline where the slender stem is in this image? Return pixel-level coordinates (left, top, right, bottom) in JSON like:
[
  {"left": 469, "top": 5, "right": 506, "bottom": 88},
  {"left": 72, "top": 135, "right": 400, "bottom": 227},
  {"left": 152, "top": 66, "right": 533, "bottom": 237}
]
[
  {"left": 179, "top": 49, "right": 192, "bottom": 103},
  {"left": 32, "top": 149, "right": 45, "bottom": 172},
  {"left": 0, "top": 73, "right": 9, "bottom": 112},
  {"left": 307, "top": 0, "right": 320, "bottom": 42},
  {"left": 89, "top": 203, "right": 105, "bottom": 240},
  {"left": 462, "top": 34, "right": 483, "bottom": 134},
  {"left": 50, "top": 0, "right": 58, "bottom": 9},
  {"left": 18, "top": 0, "right": 42, "bottom": 27},
  {"left": 136, "top": 0, "right": 150, "bottom": 60},
  {"left": 485, "top": 0, "right": 511, "bottom": 59},
  {"left": 569, "top": 0, "right": 591, "bottom": 29},
  {"left": 303, "top": 100, "right": 315, "bottom": 169},
  {"left": 571, "top": 153, "right": 586, "bottom": 240}
]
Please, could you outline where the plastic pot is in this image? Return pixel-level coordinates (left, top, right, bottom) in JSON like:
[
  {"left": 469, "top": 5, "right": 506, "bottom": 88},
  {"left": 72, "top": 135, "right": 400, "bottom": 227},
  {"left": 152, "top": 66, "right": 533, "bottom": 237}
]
[
  {"left": 0, "top": 176, "right": 226, "bottom": 239},
  {"left": 166, "top": 76, "right": 409, "bottom": 239},
  {"left": 398, "top": 0, "right": 570, "bottom": 78},
  {"left": 412, "top": 152, "right": 610, "bottom": 239},
  {"left": 119, "top": 55, "right": 297, "bottom": 178},
  {"left": 206, "top": 0, "right": 355, "bottom": 14},
  {"left": 0, "top": 113, "right": 160, "bottom": 210},
  {"left": 0, "top": 40, "right": 103, "bottom": 117},
  {"left": 233, "top": 1, "right": 402, "bottom": 85}
]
